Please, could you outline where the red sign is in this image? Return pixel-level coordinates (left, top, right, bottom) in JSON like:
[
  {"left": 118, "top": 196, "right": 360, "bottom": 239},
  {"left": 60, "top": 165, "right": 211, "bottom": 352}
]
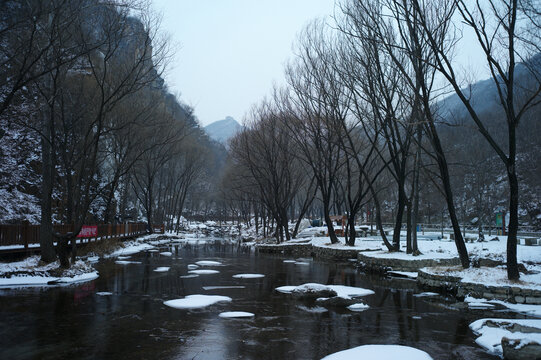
[{"left": 77, "top": 225, "right": 98, "bottom": 238}]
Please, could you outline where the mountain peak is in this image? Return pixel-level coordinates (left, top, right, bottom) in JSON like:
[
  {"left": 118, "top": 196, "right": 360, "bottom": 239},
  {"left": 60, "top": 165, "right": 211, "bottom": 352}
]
[{"left": 204, "top": 117, "right": 242, "bottom": 144}]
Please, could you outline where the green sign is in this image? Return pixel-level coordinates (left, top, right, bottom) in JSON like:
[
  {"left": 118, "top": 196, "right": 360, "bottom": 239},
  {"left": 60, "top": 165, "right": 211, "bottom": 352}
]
[{"left": 496, "top": 213, "right": 503, "bottom": 226}]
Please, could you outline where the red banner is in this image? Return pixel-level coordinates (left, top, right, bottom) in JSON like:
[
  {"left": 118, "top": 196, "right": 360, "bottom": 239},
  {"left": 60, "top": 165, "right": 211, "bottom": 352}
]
[{"left": 77, "top": 225, "right": 98, "bottom": 238}]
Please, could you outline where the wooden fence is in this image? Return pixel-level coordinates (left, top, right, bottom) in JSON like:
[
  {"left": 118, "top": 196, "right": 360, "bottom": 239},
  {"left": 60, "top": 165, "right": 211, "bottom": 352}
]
[{"left": 0, "top": 223, "right": 164, "bottom": 253}]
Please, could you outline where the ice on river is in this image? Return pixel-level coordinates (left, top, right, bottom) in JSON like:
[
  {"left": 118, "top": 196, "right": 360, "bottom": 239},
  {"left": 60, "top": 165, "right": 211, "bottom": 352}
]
[
  {"left": 283, "top": 260, "right": 296, "bottom": 263},
  {"left": 321, "top": 344, "right": 433, "bottom": 360},
  {"left": 153, "top": 267, "right": 170, "bottom": 272},
  {"left": 195, "top": 260, "right": 222, "bottom": 266},
  {"left": 96, "top": 292, "right": 112, "bottom": 296},
  {"left": 164, "top": 294, "right": 232, "bottom": 309},
  {"left": 232, "top": 273, "right": 265, "bottom": 279},
  {"left": 188, "top": 269, "right": 220, "bottom": 275},
  {"left": 159, "top": 252, "right": 173, "bottom": 257},
  {"left": 115, "top": 260, "right": 142, "bottom": 265},
  {"left": 219, "top": 311, "right": 255, "bottom": 318},
  {"left": 187, "top": 264, "right": 199, "bottom": 270}
]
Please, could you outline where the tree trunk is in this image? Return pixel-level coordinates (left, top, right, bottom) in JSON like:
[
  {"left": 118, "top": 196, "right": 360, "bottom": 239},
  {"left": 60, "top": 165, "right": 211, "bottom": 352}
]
[
  {"left": 323, "top": 201, "right": 338, "bottom": 244},
  {"left": 406, "top": 201, "right": 412, "bottom": 254},
  {"left": 506, "top": 161, "right": 520, "bottom": 280},
  {"left": 430, "top": 126, "right": 470, "bottom": 268},
  {"left": 40, "top": 113, "right": 56, "bottom": 263},
  {"left": 392, "top": 183, "right": 406, "bottom": 251}
]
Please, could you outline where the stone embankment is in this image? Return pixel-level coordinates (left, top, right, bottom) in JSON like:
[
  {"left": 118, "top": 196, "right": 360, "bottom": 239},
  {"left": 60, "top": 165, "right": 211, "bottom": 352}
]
[
  {"left": 358, "top": 252, "right": 460, "bottom": 272},
  {"left": 418, "top": 269, "right": 541, "bottom": 305},
  {"left": 256, "top": 242, "right": 363, "bottom": 260}
]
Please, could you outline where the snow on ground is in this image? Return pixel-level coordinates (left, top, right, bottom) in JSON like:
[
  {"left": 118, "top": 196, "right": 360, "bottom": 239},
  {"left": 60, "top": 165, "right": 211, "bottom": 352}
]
[
  {"left": 347, "top": 303, "right": 370, "bottom": 311},
  {"left": 422, "top": 265, "right": 541, "bottom": 290},
  {"left": 163, "top": 295, "right": 232, "bottom": 309},
  {"left": 470, "top": 318, "right": 541, "bottom": 356},
  {"left": 465, "top": 296, "right": 541, "bottom": 318},
  {"left": 232, "top": 273, "right": 265, "bottom": 279},
  {"left": 188, "top": 269, "right": 219, "bottom": 275},
  {"left": 321, "top": 344, "right": 433, "bottom": 360},
  {"left": 218, "top": 311, "right": 254, "bottom": 318},
  {"left": 195, "top": 260, "right": 222, "bottom": 266},
  {"left": 283, "top": 230, "right": 541, "bottom": 266},
  {"left": 0, "top": 271, "right": 98, "bottom": 287},
  {"left": 0, "top": 256, "right": 99, "bottom": 287},
  {"left": 276, "top": 283, "right": 374, "bottom": 300},
  {"left": 153, "top": 267, "right": 170, "bottom": 272}
]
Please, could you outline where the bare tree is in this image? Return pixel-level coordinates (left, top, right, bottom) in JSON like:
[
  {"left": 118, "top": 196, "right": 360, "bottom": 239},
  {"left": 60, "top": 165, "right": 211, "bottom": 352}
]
[{"left": 408, "top": 0, "right": 541, "bottom": 279}]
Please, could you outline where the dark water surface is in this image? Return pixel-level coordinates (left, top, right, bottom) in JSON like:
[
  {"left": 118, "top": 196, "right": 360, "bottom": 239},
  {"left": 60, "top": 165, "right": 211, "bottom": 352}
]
[{"left": 0, "top": 239, "right": 502, "bottom": 359}]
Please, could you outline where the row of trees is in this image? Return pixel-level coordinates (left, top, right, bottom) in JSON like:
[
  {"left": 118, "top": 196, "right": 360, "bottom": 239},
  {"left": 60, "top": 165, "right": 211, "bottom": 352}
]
[
  {"left": 0, "top": 0, "right": 211, "bottom": 267},
  {"left": 226, "top": 0, "right": 541, "bottom": 280}
]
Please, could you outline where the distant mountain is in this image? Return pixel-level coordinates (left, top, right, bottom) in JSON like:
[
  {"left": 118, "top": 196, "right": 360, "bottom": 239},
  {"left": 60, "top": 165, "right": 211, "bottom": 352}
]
[
  {"left": 438, "top": 52, "right": 541, "bottom": 122},
  {"left": 204, "top": 116, "right": 242, "bottom": 144}
]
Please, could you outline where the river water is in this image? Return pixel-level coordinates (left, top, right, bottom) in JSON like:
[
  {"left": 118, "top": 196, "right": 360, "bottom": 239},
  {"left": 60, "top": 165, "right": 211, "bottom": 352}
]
[{"left": 0, "top": 239, "right": 503, "bottom": 359}]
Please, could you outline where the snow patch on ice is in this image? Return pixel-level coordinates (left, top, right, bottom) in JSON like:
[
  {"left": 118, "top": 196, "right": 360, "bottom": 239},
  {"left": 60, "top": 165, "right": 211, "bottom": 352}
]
[
  {"left": 347, "top": 303, "right": 370, "bottom": 311},
  {"left": 107, "top": 243, "right": 155, "bottom": 257},
  {"left": 153, "top": 267, "right": 170, "bottom": 272},
  {"left": 321, "top": 344, "right": 433, "bottom": 360},
  {"left": 195, "top": 260, "right": 222, "bottom": 266},
  {"left": 232, "top": 273, "right": 265, "bottom": 279},
  {"left": 218, "top": 311, "right": 254, "bottom": 318},
  {"left": 180, "top": 274, "right": 199, "bottom": 279},
  {"left": 164, "top": 295, "right": 232, "bottom": 309},
  {"left": 188, "top": 269, "right": 219, "bottom": 275},
  {"left": 276, "top": 283, "right": 374, "bottom": 300}
]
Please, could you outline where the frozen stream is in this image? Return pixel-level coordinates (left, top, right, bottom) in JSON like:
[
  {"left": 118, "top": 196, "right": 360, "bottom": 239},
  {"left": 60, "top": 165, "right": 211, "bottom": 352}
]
[{"left": 0, "top": 239, "right": 504, "bottom": 359}]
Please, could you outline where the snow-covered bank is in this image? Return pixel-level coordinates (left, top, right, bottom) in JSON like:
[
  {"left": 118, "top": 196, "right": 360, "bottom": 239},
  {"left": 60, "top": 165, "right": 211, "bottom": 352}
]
[
  {"left": 470, "top": 318, "right": 541, "bottom": 357},
  {"left": 0, "top": 256, "right": 98, "bottom": 287}
]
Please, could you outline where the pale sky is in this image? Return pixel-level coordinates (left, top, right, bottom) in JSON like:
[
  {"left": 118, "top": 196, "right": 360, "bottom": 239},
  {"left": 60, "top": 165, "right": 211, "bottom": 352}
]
[
  {"left": 152, "top": 0, "right": 336, "bottom": 126},
  {"left": 151, "top": 1, "right": 486, "bottom": 127}
]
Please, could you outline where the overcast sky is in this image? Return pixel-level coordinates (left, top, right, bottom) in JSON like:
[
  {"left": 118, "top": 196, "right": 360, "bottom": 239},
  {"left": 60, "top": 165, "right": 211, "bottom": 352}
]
[
  {"left": 152, "top": 0, "right": 336, "bottom": 126},
  {"left": 151, "top": 1, "right": 486, "bottom": 127}
]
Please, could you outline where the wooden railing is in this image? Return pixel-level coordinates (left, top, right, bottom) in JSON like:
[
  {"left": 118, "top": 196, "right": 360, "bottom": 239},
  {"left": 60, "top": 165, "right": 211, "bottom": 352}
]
[{"left": 0, "top": 223, "right": 164, "bottom": 253}]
